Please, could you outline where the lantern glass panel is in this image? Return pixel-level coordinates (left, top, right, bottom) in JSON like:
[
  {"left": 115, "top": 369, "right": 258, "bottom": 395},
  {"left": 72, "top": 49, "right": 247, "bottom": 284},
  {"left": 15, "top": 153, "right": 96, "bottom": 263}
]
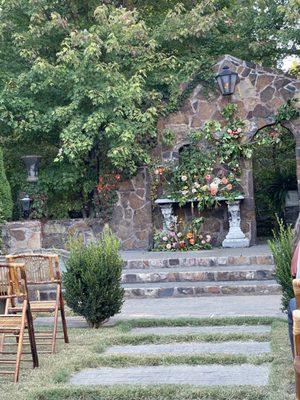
[{"left": 21, "top": 196, "right": 31, "bottom": 212}]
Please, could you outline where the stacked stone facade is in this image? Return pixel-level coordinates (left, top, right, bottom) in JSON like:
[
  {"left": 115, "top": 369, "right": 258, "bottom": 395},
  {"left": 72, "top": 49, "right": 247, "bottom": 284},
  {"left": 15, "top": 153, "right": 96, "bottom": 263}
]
[
  {"left": 2, "top": 55, "right": 300, "bottom": 252},
  {"left": 153, "top": 55, "right": 300, "bottom": 245}
]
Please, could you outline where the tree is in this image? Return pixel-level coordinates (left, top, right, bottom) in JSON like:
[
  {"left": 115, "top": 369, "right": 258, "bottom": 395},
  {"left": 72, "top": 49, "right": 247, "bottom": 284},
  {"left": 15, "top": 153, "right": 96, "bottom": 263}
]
[{"left": 0, "top": 0, "right": 298, "bottom": 218}]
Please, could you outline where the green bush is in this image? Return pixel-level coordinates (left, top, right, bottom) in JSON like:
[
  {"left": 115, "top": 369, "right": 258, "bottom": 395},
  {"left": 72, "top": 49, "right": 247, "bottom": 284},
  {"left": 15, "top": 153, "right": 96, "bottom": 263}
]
[
  {"left": 268, "top": 218, "right": 294, "bottom": 310},
  {"left": 0, "top": 147, "right": 12, "bottom": 221},
  {"left": 64, "top": 228, "right": 124, "bottom": 328}
]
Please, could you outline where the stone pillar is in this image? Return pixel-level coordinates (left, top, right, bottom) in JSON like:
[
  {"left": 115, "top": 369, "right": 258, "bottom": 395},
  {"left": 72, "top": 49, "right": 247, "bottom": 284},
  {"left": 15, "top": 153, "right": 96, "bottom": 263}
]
[
  {"left": 110, "top": 166, "right": 153, "bottom": 250},
  {"left": 222, "top": 200, "right": 250, "bottom": 248},
  {"left": 159, "top": 203, "right": 174, "bottom": 230},
  {"left": 2, "top": 221, "right": 42, "bottom": 254},
  {"left": 240, "top": 158, "right": 256, "bottom": 245}
]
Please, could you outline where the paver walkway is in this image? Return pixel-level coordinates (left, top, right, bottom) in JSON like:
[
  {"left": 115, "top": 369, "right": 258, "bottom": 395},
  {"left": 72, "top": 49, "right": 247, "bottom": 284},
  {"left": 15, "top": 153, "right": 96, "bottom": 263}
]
[
  {"left": 70, "top": 364, "right": 270, "bottom": 386},
  {"left": 36, "top": 294, "right": 283, "bottom": 328}
]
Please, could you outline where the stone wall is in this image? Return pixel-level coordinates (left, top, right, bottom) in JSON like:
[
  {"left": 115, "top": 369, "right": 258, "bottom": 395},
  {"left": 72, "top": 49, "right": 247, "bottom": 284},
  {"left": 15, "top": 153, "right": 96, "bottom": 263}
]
[
  {"left": 3, "top": 167, "right": 153, "bottom": 253},
  {"left": 154, "top": 54, "right": 300, "bottom": 244}
]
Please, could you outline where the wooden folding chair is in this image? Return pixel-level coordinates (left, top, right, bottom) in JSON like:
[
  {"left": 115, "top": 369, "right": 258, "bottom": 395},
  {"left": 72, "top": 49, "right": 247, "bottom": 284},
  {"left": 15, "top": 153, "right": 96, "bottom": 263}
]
[
  {"left": 0, "top": 263, "right": 38, "bottom": 383},
  {"left": 6, "top": 254, "right": 69, "bottom": 354}
]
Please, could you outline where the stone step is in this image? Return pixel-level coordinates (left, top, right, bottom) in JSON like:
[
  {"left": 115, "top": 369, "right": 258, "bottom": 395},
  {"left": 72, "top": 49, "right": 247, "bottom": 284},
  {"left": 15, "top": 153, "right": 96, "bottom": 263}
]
[
  {"left": 69, "top": 364, "right": 270, "bottom": 386},
  {"left": 122, "top": 265, "right": 275, "bottom": 284},
  {"left": 123, "top": 280, "right": 281, "bottom": 298},
  {"left": 123, "top": 254, "right": 273, "bottom": 269}
]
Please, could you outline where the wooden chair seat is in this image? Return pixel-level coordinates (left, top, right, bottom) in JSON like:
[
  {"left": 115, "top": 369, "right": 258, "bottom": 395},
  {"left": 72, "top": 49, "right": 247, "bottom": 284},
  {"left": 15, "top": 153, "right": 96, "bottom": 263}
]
[{"left": 9, "top": 301, "right": 58, "bottom": 313}]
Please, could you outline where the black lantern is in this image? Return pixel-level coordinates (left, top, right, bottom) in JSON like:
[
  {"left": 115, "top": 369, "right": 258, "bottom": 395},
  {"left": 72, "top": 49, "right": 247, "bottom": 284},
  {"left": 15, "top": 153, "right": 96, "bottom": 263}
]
[
  {"left": 20, "top": 194, "right": 31, "bottom": 219},
  {"left": 215, "top": 65, "right": 238, "bottom": 95},
  {"left": 21, "top": 155, "right": 42, "bottom": 182}
]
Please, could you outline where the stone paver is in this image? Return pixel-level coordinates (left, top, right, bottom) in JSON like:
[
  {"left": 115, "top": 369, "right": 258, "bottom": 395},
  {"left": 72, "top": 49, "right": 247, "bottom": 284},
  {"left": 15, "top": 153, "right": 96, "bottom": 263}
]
[
  {"left": 119, "top": 295, "right": 283, "bottom": 318},
  {"left": 69, "top": 364, "right": 270, "bottom": 386},
  {"left": 106, "top": 340, "right": 270, "bottom": 355},
  {"left": 130, "top": 325, "right": 271, "bottom": 336}
]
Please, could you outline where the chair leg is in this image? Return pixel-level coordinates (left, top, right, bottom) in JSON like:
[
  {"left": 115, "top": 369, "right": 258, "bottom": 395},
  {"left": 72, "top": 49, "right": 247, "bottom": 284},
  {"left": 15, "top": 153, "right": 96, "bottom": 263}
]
[
  {"left": 26, "top": 308, "right": 38, "bottom": 368},
  {"left": 59, "top": 288, "right": 69, "bottom": 344},
  {"left": 14, "top": 315, "right": 26, "bottom": 383},
  {"left": 51, "top": 290, "right": 60, "bottom": 354},
  {"left": 0, "top": 333, "right": 5, "bottom": 353}
]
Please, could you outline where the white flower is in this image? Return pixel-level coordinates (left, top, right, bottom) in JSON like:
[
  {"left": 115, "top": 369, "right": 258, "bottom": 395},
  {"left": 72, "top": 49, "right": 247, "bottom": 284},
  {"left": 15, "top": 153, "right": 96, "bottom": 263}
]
[
  {"left": 177, "top": 232, "right": 182, "bottom": 238},
  {"left": 206, "top": 234, "right": 211, "bottom": 242},
  {"left": 181, "top": 175, "right": 188, "bottom": 182},
  {"left": 237, "top": 127, "right": 242, "bottom": 133},
  {"left": 191, "top": 188, "right": 197, "bottom": 193},
  {"left": 166, "top": 243, "right": 172, "bottom": 250},
  {"left": 194, "top": 182, "right": 200, "bottom": 188},
  {"left": 162, "top": 236, "right": 168, "bottom": 241},
  {"left": 181, "top": 190, "right": 189, "bottom": 195},
  {"left": 201, "top": 240, "right": 206, "bottom": 244},
  {"left": 210, "top": 183, "right": 218, "bottom": 190},
  {"left": 213, "top": 178, "right": 221, "bottom": 185}
]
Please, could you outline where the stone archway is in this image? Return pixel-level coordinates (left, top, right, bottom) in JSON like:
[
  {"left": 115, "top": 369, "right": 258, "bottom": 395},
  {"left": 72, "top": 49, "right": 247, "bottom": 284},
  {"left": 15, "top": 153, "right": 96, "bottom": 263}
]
[
  {"left": 156, "top": 54, "right": 300, "bottom": 246},
  {"left": 252, "top": 123, "right": 297, "bottom": 237}
]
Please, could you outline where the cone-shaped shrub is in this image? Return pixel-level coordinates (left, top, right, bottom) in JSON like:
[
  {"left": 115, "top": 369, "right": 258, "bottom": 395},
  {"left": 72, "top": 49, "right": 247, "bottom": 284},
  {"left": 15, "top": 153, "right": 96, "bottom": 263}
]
[
  {"left": 268, "top": 217, "right": 293, "bottom": 310},
  {"left": 64, "top": 227, "right": 124, "bottom": 328},
  {"left": 0, "top": 147, "right": 12, "bottom": 221}
]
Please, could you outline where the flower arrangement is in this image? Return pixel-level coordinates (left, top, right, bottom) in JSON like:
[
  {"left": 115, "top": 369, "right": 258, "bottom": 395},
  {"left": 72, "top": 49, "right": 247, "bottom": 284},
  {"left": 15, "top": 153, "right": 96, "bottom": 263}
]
[
  {"left": 154, "top": 216, "right": 212, "bottom": 251},
  {"left": 151, "top": 104, "right": 248, "bottom": 209}
]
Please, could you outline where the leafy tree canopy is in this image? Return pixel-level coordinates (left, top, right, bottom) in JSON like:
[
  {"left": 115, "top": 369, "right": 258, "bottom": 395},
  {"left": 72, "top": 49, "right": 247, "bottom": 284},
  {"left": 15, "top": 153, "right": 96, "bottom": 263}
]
[{"left": 0, "top": 0, "right": 298, "bottom": 218}]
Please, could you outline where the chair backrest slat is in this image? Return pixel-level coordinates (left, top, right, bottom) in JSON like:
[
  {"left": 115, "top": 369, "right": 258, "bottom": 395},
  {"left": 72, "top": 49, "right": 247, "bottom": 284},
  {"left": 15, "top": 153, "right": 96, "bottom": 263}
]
[
  {"left": 6, "top": 254, "right": 61, "bottom": 285},
  {"left": 0, "top": 263, "right": 28, "bottom": 300}
]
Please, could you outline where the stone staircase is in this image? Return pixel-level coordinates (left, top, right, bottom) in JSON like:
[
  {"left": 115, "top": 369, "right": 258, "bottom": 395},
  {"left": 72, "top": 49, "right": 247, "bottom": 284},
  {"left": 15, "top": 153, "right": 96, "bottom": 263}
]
[{"left": 122, "top": 249, "right": 281, "bottom": 299}]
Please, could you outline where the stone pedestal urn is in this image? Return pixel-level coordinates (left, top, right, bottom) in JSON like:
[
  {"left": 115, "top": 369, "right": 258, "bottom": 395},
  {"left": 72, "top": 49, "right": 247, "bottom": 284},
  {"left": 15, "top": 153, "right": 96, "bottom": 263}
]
[
  {"left": 155, "top": 197, "right": 250, "bottom": 248},
  {"left": 222, "top": 200, "right": 250, "bottom": 248}
]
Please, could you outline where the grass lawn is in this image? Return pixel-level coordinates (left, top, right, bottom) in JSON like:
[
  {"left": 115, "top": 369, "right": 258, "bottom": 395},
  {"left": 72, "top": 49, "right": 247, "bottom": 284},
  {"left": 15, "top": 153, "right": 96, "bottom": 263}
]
[{"left": 0, "top": 316, "right": 295, "bottom": 400}]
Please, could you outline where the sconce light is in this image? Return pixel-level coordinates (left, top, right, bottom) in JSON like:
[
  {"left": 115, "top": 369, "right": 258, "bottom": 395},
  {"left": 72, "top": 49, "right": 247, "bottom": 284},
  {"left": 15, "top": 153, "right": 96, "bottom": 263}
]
[{"left": 215, "top": 65, "right": 238, "bottom": 95}]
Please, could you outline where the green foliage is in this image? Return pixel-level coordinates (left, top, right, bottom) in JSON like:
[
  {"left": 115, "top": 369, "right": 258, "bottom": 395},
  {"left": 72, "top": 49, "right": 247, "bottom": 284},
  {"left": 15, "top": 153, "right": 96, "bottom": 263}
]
[
  {"left": 63, "top": 228, "right": 124, "bottom": 328},
  {"left": 276, "top": 99, "right": 299, "bottom": 123},
  {"left": 0, "top": 1, "right": 298, "bottom": 220},
  {"left": 0, "top": 147, "right": 13, "bottom": 221},
  {"left": 152, "top": 104, "right": 248, "bottom": 208},
  {"left": 253, "top": 125, "right": 297, "bottom": 236},
  {"left": 268, "top": 218, "right": 294, "bottom": 310}
]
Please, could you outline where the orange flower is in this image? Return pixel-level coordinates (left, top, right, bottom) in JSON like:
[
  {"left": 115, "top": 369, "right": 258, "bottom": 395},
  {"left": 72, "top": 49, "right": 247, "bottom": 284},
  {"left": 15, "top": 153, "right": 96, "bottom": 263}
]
[
  {"left": 226, "top": 184, "right": 233, "bottom": 191},
  {"left": 210, "top": 187, "right": 218, "bottom": 196},
  {"left": 186, "top": 232, "right": 193, "bottom": 239},
  {"left": 221, "top": 177, "right": 228, "bottom": 185},
  {"left": 189, "top": 238, "right": 195, "bottom": 245},
  {"left": 158, "top": 167, "right": 164, "bottom": 175}
]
